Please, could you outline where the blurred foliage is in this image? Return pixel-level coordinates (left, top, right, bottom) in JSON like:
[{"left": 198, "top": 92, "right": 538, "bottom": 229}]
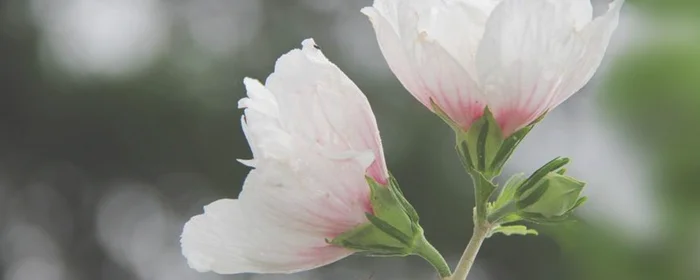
[
  {"left": 573, "top": 11, "right": 700, "bottom": 280},
  {"left": 630, "top": 0, "right": 700, "bottom": 17}
]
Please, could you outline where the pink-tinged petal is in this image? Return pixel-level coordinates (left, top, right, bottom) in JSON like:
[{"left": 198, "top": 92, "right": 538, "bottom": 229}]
[
  {"left": 181, "top": 198, "right": 354, "bottom": 275},
  {"left": 476, "top": 0, "right": 591, "bottom": 136},
  {"left": 181, "top": 151, "right": 371, "bottom": 274},
  {"left": 239, "top": 155, "right": 372, "bottom": 237},
  {"left": 264, "top": 39, "right": 389, "bottom": 183},
  {"left": 363, "top": 1, "right": 485, "bottom": 130},
  {"left": 183, "top": 39, "right": 394, "bottom": 275}
]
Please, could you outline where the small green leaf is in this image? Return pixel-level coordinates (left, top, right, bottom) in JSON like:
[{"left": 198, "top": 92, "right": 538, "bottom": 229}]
[
  {"left": 472, "top": 171, "right": 497, "bottom": 222},
  {"left": 365, "top": 213, "right": 413, "bottom": 246},
  {"left": 476, "top": 116, "right": 490, "bottom": 171},
  {"left": 366, "top": 177, "right": 414, "bottom": 236},
  {"left": 388, "top": 175, "right": 420, "bottom": 223},
  {"left": 489, "top": 112, "right": 545, "bottom": 175},
  {"left": 456, "top": 135, "right": 475, "bottom": 172},
  {"left": 516, "top": 157, "right": 570, "bottom": 197},
  {"left": 518, "top": 212, "right": 577, "bottom": 225},
  {"left": 497, "top": 213, "right": 523, "bottom": 224},
  {"left": 328, "top": 221, "right": 405, "bottom": 250},
  {"left": 490, "top": 126, "right": 531, "bottom": 174},
  {"left": 493, "top": 173, "right": 526, "bottom": 210},
  {"left": 359, "top": 251, "right": 411, "bottom": 257},
  {"left": 465, "top": 108, "right": 504, "bottom": 177},
  {"left": 517, "top": 173, "right": 586, "bottom": 218},
  {"left": 516, "top": 182, "right": 550, "bottom": 210},
  {"left": 490, "top": 225, "right": 539, "bottom": 237}
]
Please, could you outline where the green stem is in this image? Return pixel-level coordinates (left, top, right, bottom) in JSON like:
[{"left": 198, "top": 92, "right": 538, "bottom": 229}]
[
  {"left": 450, "top": 223, "right": 491, "bottom": 280},
  {"left": 414, "top": 234, "right": 452, "bottom": 279}
]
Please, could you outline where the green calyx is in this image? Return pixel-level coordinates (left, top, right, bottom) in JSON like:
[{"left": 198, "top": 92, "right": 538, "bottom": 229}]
[
  {"left": 327, "top": 175, "right": 451, "bottom": 278},
  {"left": 515, "top": 157, "right": 587, "bottom": 221},
  {"left": 431, "top": 100, "right": 544, "bottom": 179},
  {"left": 486, "top": 158, "right": 588, "bottom": 228},
  {"left": 430, "top": 98, "right": 587, "bottom": 239}
]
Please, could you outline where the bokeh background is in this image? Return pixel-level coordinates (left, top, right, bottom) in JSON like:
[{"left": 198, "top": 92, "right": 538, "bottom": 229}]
[{"left": 0, "top": 0, "right": 698, "bottom": 279}]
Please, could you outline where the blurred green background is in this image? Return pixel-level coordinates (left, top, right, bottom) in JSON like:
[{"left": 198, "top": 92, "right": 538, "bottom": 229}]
[{"left": 0, "top": 0, "right": 698, "bottom": 279}]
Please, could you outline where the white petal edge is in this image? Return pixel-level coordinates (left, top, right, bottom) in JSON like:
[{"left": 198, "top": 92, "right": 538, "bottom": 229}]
[
  {"left": 475, "top": 0, "right": 591, "bottom": 135},
  {"left": 181, "top": 197, "right": 354, "bottom": 274},
  {"left": 263, "top": 38, "right": 389, "bottom": 182},
  {"left": 362, "top": 3, "right": 485, "bottom": 130},
  {"left": 549, "top": 0, "right": 624, "bottom": 109}
]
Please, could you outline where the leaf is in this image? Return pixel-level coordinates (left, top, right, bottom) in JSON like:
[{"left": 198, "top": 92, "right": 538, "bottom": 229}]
[
  {"left": 472, "top": 170, "right": 497, "bottom": 222},
  {"left": 516, "top": 157, "right": 570, "bottom": 197},
  {"left": 490, "top": 225, "right": 539, "bottom": 237},
  {"left": 327, "top": 222, "right": 406, "bottom": 251},
  {"left": 366, "top": 176, "right": 414, "bottom": 236},
  {"left": 365, "top": 213, "right": 413, "bottom": 246},
  {"left": 456, "top": 135, "right": 475, "bottom": 172},
  {"left": 489, "top": 113, "right": 545, "bottom": 175},
  {"left": 465, "top": 107, "right": 504, "bottom": 177},
  {"left": 493, "top": 173, "right": 526, "bottom": 210},
  {"left": 388, "top": 174, "right": 420, "bottom": 223}
]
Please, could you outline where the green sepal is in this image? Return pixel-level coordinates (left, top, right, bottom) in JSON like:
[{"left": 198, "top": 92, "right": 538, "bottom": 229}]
[
  {"left": 432, "top": 102, "right": 545, "bottom": 178},
  {"left": 456, "top": 135, "right": 475, "bottom": 172},
  {"left": 517, "top": 173, "right": 586, "bottom": 218},
  {"left": 497, "top": 213, "right": 524, "bottom": 224},
  {"left": 329, "top": 175, "right": 451, "bottom": 278},
  {"left": 472, "top": 170, "right": 497, "bottom": 223},
  {"left": 508, "top": 157, "right": 587, "bottom": 224},
  {"left": 327, "top": 221, "right": 407, "bottom": 253},
  {"left": 366, "top": 176, "right": 414, "bottom": 237},
  {"left": 489, "top": 225, "right": 539, "bottom": 237},
  {"left": 388, "top": 174, "right": 419, "bottom": 223},
  {"left": 452, "top": 107, "right": 544, "bottom": 179},
  {"left": 492, "top": 173, "right": 526, "bottom": 210},
  {"left": 328, "top": 177, "right": 419, "bottom": 255},
  {"left": 516, "top": 181, "right": 551, "bottom": 210},
  {"left": 463, "top": 108, "right": 503, "bottom": 178},
  {"left": 518, "top": 211, "right": 579, "bottom": 225},
  {"left": 515, "top": 157, "right": 570, "bottom": 198},
  {"left": 364, "top": 213, "right": 413, "bottom": 246},
  {"left": 488, "top": 113, "right": 545, "bottom": 176}
]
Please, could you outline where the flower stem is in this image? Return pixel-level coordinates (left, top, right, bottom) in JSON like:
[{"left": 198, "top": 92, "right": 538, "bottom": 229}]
[
  {"left": 414, "top": 234, "right": 452, "bottom": 279},
  {"left": 450, "top": 223, "right": 490, "bottom": 280}
]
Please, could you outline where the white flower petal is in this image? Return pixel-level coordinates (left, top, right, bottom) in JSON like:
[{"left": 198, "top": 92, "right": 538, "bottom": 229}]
[
  {"left": 183, "top": 39, "right": 391, "bottom": 275},
  {"left": 180, "top": 197, "right": 353, "bottom": 274},
  {"left": 476, "top": 0, "right": 590, "bottom": 136},
  {"left": 363, "top": 1, "right": 485, "bottom": 130},
  {"left": 549, "top": 0, "right": 624, "bottom": 109},
  {"left": 239, "top": 157, "right": 370, "bottom": 237},
  {"left": 182, "top": 154, "right": 370, "bottom": 274},
  {"left": 264, "top": 38, "right": 388, "bottom": 183},
  {"left": 545, "top": 0, "right": 593, "bottom": 30},
  {"left": 415, "top": 0, "right": 499, "bottom": 77},
  {"left": 239, "top": 77, "right": 295, "bottom": 161}
]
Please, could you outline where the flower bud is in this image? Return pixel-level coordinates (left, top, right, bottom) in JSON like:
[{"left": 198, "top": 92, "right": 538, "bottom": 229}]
[
  {"left": 510, "top": 157, "right": 587, "bottom": 223},
  {"left": 516, "top": 172, "right": 585, "bottom": 219}
]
